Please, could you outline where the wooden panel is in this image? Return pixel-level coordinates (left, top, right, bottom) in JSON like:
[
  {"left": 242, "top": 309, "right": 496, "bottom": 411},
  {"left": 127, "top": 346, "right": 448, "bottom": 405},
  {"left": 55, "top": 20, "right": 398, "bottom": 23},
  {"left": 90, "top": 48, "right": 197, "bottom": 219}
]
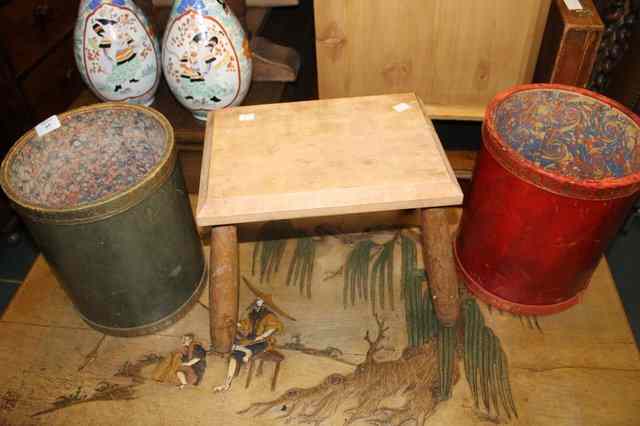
[
  {"left": 533, "top": 0, "right": 603, "bottom": 86},
  {"left": 421, "top": 105, "right": 485, "bottom": 122},
  {"left": 196, "top": 93, "right": 463, "bottom": 226},
  {"left": 314, "top": 0, "right": 550, "bottom": 119}
]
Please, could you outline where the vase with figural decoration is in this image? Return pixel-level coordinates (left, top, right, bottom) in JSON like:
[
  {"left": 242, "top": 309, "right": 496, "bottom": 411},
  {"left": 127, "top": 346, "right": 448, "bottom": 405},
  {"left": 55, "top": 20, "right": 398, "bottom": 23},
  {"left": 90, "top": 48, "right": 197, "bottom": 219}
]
[
  {"left": 74, "top": 0, "right": 161, "bottom": 106},
  {"left": 162, "top": 0, "right": 252, "bottom": 120}
]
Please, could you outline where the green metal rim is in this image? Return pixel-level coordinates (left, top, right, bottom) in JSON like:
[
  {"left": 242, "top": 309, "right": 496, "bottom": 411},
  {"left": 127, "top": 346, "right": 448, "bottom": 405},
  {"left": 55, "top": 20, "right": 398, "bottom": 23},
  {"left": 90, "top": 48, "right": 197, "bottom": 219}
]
[{"left": 0, "top": 103, "right": 176, "bottom": 225}]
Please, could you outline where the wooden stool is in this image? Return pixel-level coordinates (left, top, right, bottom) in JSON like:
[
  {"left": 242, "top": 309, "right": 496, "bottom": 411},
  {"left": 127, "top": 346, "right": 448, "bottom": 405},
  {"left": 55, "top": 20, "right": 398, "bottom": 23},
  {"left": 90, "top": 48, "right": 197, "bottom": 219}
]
[
  {"left": 196, "top": 93, "right": 464, "bottom": 357},
  {"left": 245, "top": 350, "right": 285, "bottom": 391}
]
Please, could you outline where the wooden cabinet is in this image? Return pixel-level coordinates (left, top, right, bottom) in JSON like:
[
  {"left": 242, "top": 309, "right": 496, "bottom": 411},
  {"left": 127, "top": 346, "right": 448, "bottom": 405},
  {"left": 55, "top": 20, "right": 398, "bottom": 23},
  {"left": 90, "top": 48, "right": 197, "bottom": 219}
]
[
  {"left": 533, "top": 0, "right": 604, "bottom": 87},
  {"left": 0, "top": 0, "right": 79, "bottom": 76},
  {"left": 21, "top": 35, "right": 82, "bottom": 120},
  {"left": 0, "top": 0, "right": 84, "bottom": 229},
  {"left": 0, "top": 0, "right": 83, "bottom": 155}
]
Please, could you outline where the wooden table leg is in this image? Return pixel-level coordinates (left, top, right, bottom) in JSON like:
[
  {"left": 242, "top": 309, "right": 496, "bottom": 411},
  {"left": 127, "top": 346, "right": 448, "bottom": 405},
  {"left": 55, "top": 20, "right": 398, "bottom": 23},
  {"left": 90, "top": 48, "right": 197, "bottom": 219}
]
[
  {"left": 420, "top": 208, "right": 460, "bottom": 326},
  {"left": 210, "top": 225, "right": 239, "bottom": 354}
]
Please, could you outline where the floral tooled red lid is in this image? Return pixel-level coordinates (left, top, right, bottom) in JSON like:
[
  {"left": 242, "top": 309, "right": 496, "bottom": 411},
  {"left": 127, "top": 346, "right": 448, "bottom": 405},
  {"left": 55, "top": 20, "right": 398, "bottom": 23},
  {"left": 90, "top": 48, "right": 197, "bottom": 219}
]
[{"left": 483, "top": 83, "right": 640, "bottom": 200}]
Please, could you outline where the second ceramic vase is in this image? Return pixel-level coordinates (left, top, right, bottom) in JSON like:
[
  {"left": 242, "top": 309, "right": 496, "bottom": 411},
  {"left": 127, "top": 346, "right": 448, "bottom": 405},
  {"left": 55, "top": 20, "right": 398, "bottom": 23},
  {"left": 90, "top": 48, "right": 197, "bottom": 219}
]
[
  {"left": 74, "top": 0, "right": 161, "bottom": 105},
  {"left": 162, "top": 0, "right": 252, "bottom": 120}
]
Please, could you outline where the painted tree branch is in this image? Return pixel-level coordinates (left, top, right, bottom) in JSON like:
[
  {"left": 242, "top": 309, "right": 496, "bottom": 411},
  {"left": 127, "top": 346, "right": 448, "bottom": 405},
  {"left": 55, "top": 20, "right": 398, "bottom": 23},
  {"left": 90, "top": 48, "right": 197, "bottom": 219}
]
[{"left": 364, "top": 314, "right": 389, "bottom": 364}]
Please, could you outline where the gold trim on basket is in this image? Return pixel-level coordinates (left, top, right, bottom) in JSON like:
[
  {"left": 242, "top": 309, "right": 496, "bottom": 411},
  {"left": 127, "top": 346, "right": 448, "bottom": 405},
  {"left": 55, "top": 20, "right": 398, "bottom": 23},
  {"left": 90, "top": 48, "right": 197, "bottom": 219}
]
[{"left": 0, "top": 103, "right": 176, "bottom": 225}]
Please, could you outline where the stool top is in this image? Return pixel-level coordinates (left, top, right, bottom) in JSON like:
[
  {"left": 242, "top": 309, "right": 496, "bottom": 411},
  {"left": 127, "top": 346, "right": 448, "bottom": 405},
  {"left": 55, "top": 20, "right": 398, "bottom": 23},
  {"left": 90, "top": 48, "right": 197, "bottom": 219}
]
[{"left": 196, "top": 93, "right": 462, "bottom": 226}]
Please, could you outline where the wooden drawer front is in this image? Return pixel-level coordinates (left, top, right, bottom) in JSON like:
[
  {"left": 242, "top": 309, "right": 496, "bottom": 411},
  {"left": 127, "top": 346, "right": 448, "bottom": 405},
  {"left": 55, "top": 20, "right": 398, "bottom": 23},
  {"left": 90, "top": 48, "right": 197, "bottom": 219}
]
[
  {"left": 0, "top": 0, "right": 80, "bottom": 76},
  {"left": 21, "top": 35, "right": 84, "bottom": 121}
]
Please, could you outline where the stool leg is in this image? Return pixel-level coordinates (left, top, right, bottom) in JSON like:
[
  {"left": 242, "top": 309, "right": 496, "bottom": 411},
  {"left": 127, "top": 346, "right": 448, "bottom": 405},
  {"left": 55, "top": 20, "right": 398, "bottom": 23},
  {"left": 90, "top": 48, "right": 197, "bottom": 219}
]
[
  {"left": 245, "top": 360, "right": 255, "bottom": 389},
  {"left": 257, "top": 360, "right": 264, "bottom": 377},
  {"left": 233, "top": 359, "right": 241, "bottom": 378},
  {"left": 421, "top": 208, "right": 460, "bottom": 326},
  {"left": 271, "top": 361, "right": 281, "bottom": 392},
  {"left": 210, "top": 225, "right": 239, "bottom": 354}
]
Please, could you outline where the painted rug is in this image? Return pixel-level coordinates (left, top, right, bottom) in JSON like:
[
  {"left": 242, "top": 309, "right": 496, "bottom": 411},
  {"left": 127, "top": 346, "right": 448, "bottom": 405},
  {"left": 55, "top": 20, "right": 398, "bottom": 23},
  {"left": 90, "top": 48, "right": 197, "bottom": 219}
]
[{"left": 0, "top": 210, "right": 638, "bottom": 425}]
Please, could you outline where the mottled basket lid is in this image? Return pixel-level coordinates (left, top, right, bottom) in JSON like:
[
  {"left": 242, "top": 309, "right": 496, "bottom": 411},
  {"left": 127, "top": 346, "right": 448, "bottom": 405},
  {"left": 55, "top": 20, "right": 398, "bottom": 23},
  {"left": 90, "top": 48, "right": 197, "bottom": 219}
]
[
  {"left": 0, "top": 103, "right": 175, "bottom": 223},
  {"left": 484, "top": 84, "right": 640, "bottom": 200}
]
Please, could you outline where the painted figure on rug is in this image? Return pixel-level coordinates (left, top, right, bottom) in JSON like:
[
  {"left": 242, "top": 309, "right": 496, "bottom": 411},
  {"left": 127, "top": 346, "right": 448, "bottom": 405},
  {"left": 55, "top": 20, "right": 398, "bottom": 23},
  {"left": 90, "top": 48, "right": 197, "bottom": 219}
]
[
  {"left": 214, "top": 278, "right": 296, "bottom": 392},
  {"left": 176, "top": 333, "right": 207, "bottom": 389},
  {"left": 153, "top": 333, "right": 208, "bottom": 388}
]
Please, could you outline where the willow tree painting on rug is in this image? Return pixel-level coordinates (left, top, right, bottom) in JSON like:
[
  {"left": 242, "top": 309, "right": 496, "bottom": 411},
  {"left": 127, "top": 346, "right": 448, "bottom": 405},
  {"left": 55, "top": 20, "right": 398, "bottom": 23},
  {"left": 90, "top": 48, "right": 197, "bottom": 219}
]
[{"left": 246, "top": 220, "right": 524, "bottom": 425}]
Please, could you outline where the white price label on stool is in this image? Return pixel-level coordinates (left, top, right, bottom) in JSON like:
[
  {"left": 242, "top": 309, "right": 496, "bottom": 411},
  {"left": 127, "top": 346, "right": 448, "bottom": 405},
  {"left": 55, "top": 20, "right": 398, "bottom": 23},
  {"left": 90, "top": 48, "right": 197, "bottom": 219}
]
[
  {"left": 393, "top": 103, "right": 411, "bottom": 113},
  {"left": 35, "top": 115, "right": 61, "bottom": 137},
  {"left": 239, "top": 113, "right": 256, "bottom": 121},
  {"left": 563, "top": 0, "right": 583, "bottom": 10}
]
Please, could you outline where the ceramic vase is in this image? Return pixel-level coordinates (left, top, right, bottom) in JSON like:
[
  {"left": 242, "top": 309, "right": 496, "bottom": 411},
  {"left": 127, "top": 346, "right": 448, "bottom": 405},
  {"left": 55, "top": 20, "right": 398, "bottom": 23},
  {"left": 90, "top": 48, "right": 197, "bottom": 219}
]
[
  {"left": 162, "top": 0, "right": 252, "bottom": 120},
  {"left": 74, "top": 0, "right": 161, "bottom": 106}
]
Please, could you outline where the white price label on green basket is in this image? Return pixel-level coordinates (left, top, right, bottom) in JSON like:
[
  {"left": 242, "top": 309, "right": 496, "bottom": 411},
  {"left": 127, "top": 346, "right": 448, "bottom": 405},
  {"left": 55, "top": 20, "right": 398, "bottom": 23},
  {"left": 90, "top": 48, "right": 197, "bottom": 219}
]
[{"left": 35, "top": 115, "right": 61, "bottom": 137}]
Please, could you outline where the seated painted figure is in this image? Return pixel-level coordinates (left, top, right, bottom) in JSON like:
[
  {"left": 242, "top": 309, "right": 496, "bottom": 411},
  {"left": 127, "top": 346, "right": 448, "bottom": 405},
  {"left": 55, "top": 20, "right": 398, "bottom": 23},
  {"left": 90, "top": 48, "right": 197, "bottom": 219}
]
[
  {"left": 214, "top": 298, "right": 284, "bottom": 392},
  {"left": 176, "top": 334, "right": 207, "bottom": 389}
]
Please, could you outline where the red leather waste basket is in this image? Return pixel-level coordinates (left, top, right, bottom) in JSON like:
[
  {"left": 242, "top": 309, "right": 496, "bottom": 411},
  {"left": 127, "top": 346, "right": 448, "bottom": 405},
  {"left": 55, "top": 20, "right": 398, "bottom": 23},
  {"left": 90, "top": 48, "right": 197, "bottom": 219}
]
[{"left": 455, "top": 84, "right": 640, "bottom": 315}]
